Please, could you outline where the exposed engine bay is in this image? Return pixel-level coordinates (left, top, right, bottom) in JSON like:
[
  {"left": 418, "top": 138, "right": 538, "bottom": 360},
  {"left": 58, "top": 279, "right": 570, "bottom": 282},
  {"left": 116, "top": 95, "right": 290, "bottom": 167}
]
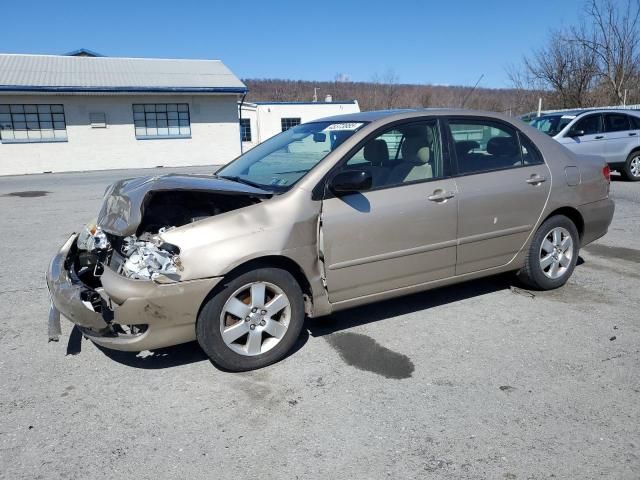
[
  {"left": 136, "top": 190, "right": 259, "bottom": 235},
  {"left": 72, "top": 188, "right": 265, "bottom": 286},
  {"left": 73, "top": 222, "right": 182, "bottom": 286}
]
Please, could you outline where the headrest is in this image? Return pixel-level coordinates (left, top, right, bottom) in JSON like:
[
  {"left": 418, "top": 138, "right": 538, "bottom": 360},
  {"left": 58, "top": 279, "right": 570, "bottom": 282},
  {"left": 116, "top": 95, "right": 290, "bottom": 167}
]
[
  {"left": 364, "top": 139, "right": 389, "bottom": 166},
  {"left": 487, "top": 136, "right": 518, "bottom": 157},
  {"left": 400, "top": 126, "right": 434, "bottom": 161},
  {"left": 416, "top": 147, "right": 431, "bottom": 164},
  {"left": 455, "top": 140, "right": 480, "bottom": 155},
  {"left": 401, "top": 135, "right": 429, "bottom": 161}
]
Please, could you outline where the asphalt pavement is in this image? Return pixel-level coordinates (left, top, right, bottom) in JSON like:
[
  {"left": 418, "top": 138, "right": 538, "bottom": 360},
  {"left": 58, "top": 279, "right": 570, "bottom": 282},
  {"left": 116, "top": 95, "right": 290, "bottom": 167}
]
[{"left": 0, "top": 167, "right": 638, "bottom": 479}]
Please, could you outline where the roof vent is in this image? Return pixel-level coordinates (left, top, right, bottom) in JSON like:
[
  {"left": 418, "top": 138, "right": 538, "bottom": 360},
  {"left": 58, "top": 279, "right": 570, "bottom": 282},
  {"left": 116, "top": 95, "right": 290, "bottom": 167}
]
[{"left": 64, "top": 48, "right": 104, "bottom": 57}]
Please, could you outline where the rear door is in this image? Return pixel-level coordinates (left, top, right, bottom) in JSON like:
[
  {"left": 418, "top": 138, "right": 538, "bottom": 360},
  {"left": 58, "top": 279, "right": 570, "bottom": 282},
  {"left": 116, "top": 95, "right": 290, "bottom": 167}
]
[
  {"left": 320, "top": 119, "right": 458, "bottom": 303},
  {"left": 557, "top": 113, "right": 605, "bottom": 157},
  {"left": 445, "top": 117, "right": 551, "bottom": 275},
  {"left": 602, "top": 113, "right": 637, "bottom": 164}
]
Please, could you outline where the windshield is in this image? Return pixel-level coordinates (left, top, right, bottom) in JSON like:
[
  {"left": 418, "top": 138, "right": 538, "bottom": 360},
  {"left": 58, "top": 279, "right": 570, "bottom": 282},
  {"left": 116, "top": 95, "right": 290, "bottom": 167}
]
[
  {"left": 530, "top": 115, "right": 573, "bottom": 136},
  {"left": 216, "top": 121, "right": 367, "bottom": 192}
]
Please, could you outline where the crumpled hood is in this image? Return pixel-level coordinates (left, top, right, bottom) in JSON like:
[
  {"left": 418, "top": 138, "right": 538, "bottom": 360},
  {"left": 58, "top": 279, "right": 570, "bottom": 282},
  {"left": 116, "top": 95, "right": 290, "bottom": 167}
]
[{"left": 97, "top": 174, "right": 271, "bottom": 236}]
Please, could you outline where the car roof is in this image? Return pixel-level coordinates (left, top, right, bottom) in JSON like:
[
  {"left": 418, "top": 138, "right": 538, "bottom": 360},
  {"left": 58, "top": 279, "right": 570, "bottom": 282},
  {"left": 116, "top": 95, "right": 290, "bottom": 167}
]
[
  {"left": 540, "top": 108, "right": 640, "bottom": 119},
  {"left": 311, "top": 108, "right": 518, "bottom": 124}
]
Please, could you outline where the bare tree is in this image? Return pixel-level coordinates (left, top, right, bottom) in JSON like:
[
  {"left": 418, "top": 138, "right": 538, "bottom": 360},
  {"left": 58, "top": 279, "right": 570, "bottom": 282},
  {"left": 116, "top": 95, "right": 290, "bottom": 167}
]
[
  {"left": 381, "top": 69, "right": 400, "bottom": 109},
  {"left": 419, "top": 89, "right": 432, "bottom": 108},
  {"left": 367, "top": 72, "right": 381, "bottom": 110},
  {"left": 514, "top": 29, "right": 598, "bottom": 108},
  {"left": 505, "top": 63, "right": 551, "bottom": 112},
  {"left": 571, "top": 0, "right": 640, "bottom": 104}
]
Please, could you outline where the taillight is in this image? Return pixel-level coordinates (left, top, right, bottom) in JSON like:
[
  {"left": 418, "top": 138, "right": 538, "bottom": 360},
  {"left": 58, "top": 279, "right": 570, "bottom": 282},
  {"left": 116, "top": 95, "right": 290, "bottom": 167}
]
[{"left": 603, "top": 165, "right": 611, "bottom": 182}]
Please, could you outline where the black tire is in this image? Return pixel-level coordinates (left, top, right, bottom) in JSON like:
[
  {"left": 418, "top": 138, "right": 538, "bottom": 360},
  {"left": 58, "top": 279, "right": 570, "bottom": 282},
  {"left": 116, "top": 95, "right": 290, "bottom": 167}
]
[
  {"left": 196, "top": 267, "right": 305, "bottom": 371},
  {"left": 518, "top": 215, "right": 580, "bottom": 290},
  {"left": 620, "top": 151, "right": 640, "bottom": 181}
]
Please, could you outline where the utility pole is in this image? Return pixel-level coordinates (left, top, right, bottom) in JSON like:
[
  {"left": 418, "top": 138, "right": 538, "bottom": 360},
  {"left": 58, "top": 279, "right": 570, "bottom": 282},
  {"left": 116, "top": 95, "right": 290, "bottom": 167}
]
[
  {"left": 537, "top": 97, "right": 542, "bottom": 117},
  {"left": 313, "top": 88, "right": 319, "bottom": 103}
]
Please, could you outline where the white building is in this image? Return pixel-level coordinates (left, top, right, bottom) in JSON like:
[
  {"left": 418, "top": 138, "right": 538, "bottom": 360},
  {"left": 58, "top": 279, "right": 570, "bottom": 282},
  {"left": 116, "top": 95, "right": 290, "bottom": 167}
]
[
  {"left": 239, "top": 100, "right": 360, "bottom": 151},
  {"left": 0, "top": 53, "right": 247, "bottom": 176}
]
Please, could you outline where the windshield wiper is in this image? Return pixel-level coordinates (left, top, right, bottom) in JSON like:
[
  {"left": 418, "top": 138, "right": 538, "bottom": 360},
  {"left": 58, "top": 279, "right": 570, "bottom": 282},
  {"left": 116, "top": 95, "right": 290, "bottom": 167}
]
[
  {"left": 217, "top": 175, "right": 269, "bottom": 191},
  {"left": 273, "top": 169, "right": 309, "bottom": 175}
]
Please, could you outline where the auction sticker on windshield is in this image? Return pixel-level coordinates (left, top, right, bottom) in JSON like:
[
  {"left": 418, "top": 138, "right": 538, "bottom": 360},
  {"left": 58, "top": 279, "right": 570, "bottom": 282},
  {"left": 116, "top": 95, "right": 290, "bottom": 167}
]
[{"left": 324, "top": 122, "right": 364, "bottom": 131}]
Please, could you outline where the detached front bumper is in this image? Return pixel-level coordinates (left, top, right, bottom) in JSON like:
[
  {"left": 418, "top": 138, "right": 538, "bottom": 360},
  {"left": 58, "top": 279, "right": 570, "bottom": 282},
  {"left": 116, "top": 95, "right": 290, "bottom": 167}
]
[{"left": 46, "top": 235, "right": 221, "bottom": 351}]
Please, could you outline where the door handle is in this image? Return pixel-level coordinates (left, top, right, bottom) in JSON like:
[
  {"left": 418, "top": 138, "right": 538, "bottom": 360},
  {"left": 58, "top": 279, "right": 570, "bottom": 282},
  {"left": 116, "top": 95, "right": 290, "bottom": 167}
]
[
  {"left": 526, "top": 174, "right": 547, "bottom": 185},
  {"left": 428, "top": 190, "right": 455, "bottom": 202},
  {"left": 595, "top": 135, "right": 605, "bottom": 139},
  {"left": 629, "top": 132, "right": 638, "bottom": 136}
]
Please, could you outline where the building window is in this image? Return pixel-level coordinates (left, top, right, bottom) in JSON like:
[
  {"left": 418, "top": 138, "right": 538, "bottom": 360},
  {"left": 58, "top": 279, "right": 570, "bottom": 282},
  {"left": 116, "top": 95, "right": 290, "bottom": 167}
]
[
  {"left": 0, "top": 104, "right": 67, "bottom": 143},
  {"left": 89, "top": 112, "right": 107, "bottom": 128},
  {"left": 281, "top": 117, "right": 301, "bottom": 132},
  {"left": 240, "top": 118, "right": 252, "bottom": 142},
  {"left": 133, "top": 103, "right": 191, "bottom": 139}
]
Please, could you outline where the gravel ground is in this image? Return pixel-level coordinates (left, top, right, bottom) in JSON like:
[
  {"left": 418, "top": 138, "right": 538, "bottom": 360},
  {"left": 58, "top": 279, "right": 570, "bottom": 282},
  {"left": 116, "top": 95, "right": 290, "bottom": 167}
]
[{"left": 0, "top": 167, "right": 638, "bottom": 480}]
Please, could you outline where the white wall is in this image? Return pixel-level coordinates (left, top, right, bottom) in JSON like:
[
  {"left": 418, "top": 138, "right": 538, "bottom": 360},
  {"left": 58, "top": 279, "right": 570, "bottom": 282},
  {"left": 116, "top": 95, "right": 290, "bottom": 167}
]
[
  {"left": 240, "top": 101, "right": 360, "bottom": 150},
  {"left": 0, "top": 94, "right": 241, "bottom": 175}
]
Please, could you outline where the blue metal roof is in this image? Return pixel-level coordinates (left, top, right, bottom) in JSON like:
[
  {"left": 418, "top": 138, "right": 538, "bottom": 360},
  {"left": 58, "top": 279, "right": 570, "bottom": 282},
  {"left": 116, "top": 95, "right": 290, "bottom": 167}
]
[{"left": 0, "top": 54, "right": 247, "bottom": 94}]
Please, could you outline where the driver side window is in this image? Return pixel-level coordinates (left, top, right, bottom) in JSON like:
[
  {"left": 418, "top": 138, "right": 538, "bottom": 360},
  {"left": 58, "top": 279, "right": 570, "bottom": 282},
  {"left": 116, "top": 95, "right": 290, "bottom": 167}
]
[
  {"left": 571, "top": 115, "right": 602, "bottom": 136},
  {"left": 344, "top": 120, "right": 443, "bottom": 189}
]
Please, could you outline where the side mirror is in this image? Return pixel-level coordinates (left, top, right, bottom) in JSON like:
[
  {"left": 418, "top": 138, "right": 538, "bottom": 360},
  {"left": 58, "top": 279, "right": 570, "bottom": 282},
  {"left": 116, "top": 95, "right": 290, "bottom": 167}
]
[
  {"left": 568, "top": 129, "right": 585, "bottom": 138},
  {"left": 329, "top": 169, "right": 372, "bottom": 194},
  {"left": 313, "top": 132, "right": 327, "bottom": 143}
]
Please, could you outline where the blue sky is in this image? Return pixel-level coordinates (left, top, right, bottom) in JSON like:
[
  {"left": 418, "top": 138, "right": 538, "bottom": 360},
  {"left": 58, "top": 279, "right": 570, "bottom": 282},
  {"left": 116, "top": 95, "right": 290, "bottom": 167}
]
[{"left": 1, "top": 0, "right": 584, "bottom": 88}]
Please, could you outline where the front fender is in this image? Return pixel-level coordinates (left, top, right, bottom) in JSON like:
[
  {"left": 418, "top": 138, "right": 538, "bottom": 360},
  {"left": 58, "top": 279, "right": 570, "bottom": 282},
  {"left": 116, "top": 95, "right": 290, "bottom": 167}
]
[{"left": 158, "top": 188, "right": 330, "bottom": 316}]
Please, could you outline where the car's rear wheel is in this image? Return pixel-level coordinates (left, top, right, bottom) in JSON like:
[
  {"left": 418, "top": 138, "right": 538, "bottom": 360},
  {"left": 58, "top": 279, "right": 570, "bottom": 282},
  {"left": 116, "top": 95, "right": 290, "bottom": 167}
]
[
  {"left": 197, "top": 267, "right": 305, "bottom": 371},
  {"left": 518, "top": 215, "right": 579, "bottom": 290},
  {"left": 621, "top": 151, "right": 640, "bottom": 181}
]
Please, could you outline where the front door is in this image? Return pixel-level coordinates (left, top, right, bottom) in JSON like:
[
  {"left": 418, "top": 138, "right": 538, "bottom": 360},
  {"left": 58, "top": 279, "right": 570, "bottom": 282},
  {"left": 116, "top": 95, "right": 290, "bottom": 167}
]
[
  {"left": 445, "top": 117, "right": 551, "bottom": 275},
  {"left": 320, "top": 119, "right": 458, "bottom": 303},
  {"left": 557, "top": 113, "right": 605, "bottom": 157}
]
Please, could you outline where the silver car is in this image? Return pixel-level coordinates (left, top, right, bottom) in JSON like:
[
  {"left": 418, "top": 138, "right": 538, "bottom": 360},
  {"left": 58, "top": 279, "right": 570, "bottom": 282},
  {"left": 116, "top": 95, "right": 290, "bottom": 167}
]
[
  {"left": 47, "top": 109, "right": 615, "bottom": 371},
  {"left": 530, "top": 109, "right": 640, "bottom": 181}
]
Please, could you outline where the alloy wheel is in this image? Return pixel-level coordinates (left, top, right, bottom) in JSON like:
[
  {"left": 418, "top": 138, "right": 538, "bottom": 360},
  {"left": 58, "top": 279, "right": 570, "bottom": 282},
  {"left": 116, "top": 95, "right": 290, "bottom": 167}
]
[
  {"left": 630, "top": 155, "right": 640, "bottom": 178},
  {"left": 539, "top": 226, "right": 574, "bottom": 279},
  {"left": 219, "top": 281, "right": 291, "bottom": 356}
]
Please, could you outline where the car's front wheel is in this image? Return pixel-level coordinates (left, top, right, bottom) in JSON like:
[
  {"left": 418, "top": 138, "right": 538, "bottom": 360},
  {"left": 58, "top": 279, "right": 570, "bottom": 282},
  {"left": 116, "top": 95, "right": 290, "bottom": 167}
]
[
  {"left": 621, "top": 151, "right": 640, "bottom": 181},
  {"left": 518, "top": 215, "right": 579, "bottom": 290},
  {"left": 197, "top": 267, "right": 305, "bottom": 371}
]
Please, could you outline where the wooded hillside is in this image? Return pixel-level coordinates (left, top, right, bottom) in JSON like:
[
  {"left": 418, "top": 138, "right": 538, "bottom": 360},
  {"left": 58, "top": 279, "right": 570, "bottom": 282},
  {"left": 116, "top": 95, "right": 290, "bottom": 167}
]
[{"left": 244, "top": 78, "right": 537, "bottom": 115}]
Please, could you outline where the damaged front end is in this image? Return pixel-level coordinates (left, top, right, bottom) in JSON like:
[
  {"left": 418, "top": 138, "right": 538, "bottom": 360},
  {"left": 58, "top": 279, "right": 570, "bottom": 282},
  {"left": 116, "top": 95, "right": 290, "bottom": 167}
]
[
  {"left": 46, "top": 173, "right": 270, "bottom": 351},
  {"left": 74, "top": 220, "right": 182, "bottom": 283}
]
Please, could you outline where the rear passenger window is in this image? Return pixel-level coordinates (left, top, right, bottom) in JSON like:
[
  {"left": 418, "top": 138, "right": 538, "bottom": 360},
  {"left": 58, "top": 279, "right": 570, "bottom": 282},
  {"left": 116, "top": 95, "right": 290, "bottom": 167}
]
[
  {"left": 449, "top": 120, "right": 522, "bottom": 174},
  {"left": 604, "top": 113, "right": 631, "bottom": 132},
  {"left": 345, "top": 120, "right": 444, "bottom": 188},
  {"left": 519, "top": 133, "right": 543, "bottom": 165}
]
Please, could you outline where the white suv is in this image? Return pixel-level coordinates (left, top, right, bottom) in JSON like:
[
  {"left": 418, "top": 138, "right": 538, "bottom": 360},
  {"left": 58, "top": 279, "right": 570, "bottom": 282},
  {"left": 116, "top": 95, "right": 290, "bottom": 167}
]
[{"left": 531, "top": 109, "right": 640, "bottom": 181}]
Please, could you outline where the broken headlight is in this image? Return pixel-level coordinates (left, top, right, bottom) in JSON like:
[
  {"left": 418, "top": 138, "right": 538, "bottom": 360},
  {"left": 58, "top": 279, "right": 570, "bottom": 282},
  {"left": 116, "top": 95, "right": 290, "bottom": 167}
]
[
  {"left": 77, "top": 221, "right": 110, "bottom": 251},
  {"left": 120, "top": 236, "right": 182, "bottom": 281}
]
